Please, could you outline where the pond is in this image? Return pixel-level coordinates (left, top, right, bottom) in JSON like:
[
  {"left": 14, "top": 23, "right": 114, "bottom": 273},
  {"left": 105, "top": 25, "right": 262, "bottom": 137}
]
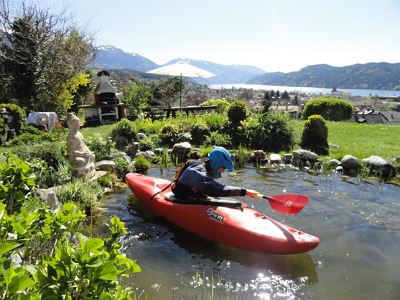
[{"left": 104, "top": 167, "right": 400, "bottom": 299}]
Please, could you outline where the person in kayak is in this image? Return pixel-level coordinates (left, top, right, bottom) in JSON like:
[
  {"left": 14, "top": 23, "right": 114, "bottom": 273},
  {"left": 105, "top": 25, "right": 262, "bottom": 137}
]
[{"left": 172, "top": 146, "right": 259, "bottom": 199}]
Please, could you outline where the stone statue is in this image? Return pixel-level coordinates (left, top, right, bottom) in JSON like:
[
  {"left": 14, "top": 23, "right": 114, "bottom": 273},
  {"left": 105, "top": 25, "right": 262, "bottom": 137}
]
[{"left": 66, "top": 113, "right": 95, "bottom": 179}]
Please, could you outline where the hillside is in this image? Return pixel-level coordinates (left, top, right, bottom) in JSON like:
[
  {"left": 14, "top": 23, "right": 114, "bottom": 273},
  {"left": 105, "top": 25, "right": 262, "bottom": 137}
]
[
  {"left": 248, "top": 63, "right": 400, "bottom": 90},
  {"left": 93, "top": 45, "right": 158, "bottom": 72}
]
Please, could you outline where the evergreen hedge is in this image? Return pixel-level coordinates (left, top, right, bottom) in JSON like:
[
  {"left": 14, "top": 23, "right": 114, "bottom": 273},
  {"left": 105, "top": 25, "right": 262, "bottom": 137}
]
[{"left": 302, "top": 97, "right": 353, "bottom": 121}]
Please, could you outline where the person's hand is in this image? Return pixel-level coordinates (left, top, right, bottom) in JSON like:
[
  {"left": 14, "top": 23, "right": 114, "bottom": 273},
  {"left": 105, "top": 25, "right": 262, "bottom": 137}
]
[{"left": 246, "top": 189, "right": 262, "bottom": 199}]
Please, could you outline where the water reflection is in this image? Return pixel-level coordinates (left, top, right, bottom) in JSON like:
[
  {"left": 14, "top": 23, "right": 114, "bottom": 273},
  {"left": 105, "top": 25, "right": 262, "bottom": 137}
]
[{"left": 103, "top": 167, "right": 400, "bottom": 300}]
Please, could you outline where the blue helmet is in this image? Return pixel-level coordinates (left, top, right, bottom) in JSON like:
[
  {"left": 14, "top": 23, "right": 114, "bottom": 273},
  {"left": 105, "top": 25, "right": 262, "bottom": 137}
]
[{"left": 208, "top": 146, "right": 234, "bottom": 178}]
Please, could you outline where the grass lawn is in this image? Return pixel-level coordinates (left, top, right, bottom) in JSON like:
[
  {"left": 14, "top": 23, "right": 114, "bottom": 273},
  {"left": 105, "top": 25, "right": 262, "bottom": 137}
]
[{"left": 291, "top": 120, "right": 400, "bottom": 160}]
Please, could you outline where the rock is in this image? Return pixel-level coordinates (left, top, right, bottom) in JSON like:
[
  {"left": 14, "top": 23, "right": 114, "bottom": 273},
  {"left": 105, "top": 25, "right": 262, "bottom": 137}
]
[
  {"left": 135, "top": 151, "right": 154, "bottom": 160},
  {"left": 172, "top": 142, "right": 192, "bottom": 156},
  {"left": 283, "top": 154, "right": 293, "bottom": 164},
  {"left": 254, "top": 150, "right": 266, "bottom": 160},
  {"left": 362, "top": 155, "right": 396, "bottom": 179},
  {"left": 154, "top": 148, "right": 164, "bottom": 156},
  {"left": 292, "top": 149, "right": 318, "bottom": 161},
  {"left": 328, "top": 159, "right": 341, "bottom": 168},
  {"left": 37, "top": 187, "right": 60, "bottom": 210},
  {"left": 109, "top": 152, "right": 132, "bottom": 164},
  {"left": 95, "top": 160, "right": 116, "bottom": 172},
  {"left": 189, "top": 149, "right": 202, "bottom": 159},
  {"left": 126, "top": 142, "right": 139, "bottom": 157},
  {"left": 136, "top": 132, "right": 148, "bottom": 141},
  {"left": 113, "top": 135, "right": 129, "bottom": 150},
  {"left": 341, "top": 155, "right": 359, "bottom": 170},
  {"left": 269, "top": 153, "right": 282, "bottom": 163},
  {"left": 336, "top": 165, "right": 344, "bottom": 173}
]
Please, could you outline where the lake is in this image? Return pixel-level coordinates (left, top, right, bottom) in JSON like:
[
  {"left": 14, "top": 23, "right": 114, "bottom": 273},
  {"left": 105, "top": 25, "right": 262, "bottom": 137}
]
[
  {"left": 209, "top": 84, "right": 400, "bottom": 98},
  {"left": 104, "top": 167, "right": 400, "bottom": 299}
]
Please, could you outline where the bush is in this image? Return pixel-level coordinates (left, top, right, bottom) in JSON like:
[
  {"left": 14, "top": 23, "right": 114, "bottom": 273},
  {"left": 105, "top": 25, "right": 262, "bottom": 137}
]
[
  {"left": 202, "top": 113, "right": 228, "bottom": 131},
  {"left": 14, "top": 142, "right": 67, "bottom": 171},
  {"left": 201, "top": 99, "right": 230, "bottom": 113},
  {"left": 133, "top": 156, "right": 151, "bottom": 174},
  {"left": 247, "top": 111, "right": 295, "bottom": 152},
  {"left": 191, "top": 122, "right": 209, "bottom": 145},
  {"left": 0, "top": 116, "right": 8, "bottom": 144},
  {"left": 28, "top": 158, "right": 71, "bottom": 189},
  {"left": 204, "top": 131, "right": 231, "bottom": 148},
  {"left": 139, "top": 138, "right": 155, "bottom": 151},
  {"left": 111, "top": 119, "right": 136, "bottom": 141},
  {"left": 301, "top": 114, "right": 329, "bottom": 155},
  {"left": 0, "top": 103, "right": 26, "bottom": 135},
  {"left": 113, "top": 156, "right": 133, "bottom": 180},
  {"left": 86, "top": 135, "right": 115, "bottom": 161},
  {"left": 227, "top": 99, "right": 247, "bottom": 124},
  {"left": 159, "top": 123, "right": 180, "bottom": 146},
  {"left": 8, "top": 131, "right": 58, "bottom": 146},
  {"left": 0, "top": 153, "right": 36, "bottom": 213},
  {"left": 56, "top": 178, "right": 104, "bottom": 215},
  {"left": 97, "top": 172, "right": 118, "bottom": 189},
  {"left": 302, "top": 97, "right": 353, "bottom": 121}
]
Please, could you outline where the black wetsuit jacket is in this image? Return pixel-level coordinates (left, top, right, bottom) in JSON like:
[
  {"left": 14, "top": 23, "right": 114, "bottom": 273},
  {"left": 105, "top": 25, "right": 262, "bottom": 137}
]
[{"left": 172, "top": 159, "right": 246, "bottom": 199}]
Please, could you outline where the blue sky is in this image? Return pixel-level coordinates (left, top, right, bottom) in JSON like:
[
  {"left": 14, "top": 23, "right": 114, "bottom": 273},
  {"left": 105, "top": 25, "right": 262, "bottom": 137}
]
[{"left": 25, "top": 0, "right": 400, "bottom": 72}]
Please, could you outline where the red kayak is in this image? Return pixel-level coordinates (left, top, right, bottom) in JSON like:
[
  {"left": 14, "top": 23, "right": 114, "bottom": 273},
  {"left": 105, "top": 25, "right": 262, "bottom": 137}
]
[{"left": 126, "top": 173, "right": 319, "bottom": 254}]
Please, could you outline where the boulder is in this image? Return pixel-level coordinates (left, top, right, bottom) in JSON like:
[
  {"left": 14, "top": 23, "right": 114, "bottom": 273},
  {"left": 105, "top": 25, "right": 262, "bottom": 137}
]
[
  {"left": 37, "top": 187, "right": 60, "bottom": 210},
  {"left": 95, "top": 160, "right": 116, "bottom": 172},
  {"left": 109, "top": 152, "right": 132, "bottom": 164},
  {"left": 341, "top": 155, "right": 358, "bottom": 170},
  {"left": 328, "top": 159, "right": 341, "bottom": 168},
  {"left": 282, "top": 154, "right": 293, "bottom": 164},
  {"left": 254, "top": 150, "right": 266, "bottom": 160},
  {"left": 172, "top": 142, "right": 192, "bottom": 156},
  {"left": 292, "top": 149, "right": 318, "bottom": 161},
  {"left": 135, "top": 151, "right": 154, "bottom": 160},
  {"left": 154, "top": 148, "right": 164, "bottom": 156},
  {"left": 269, "top": 153, "right": 282, "bottom": 164},
  {"left": 362, "top": 155, "right": 396, "bottom": 179},
  {"left": 126, "top": 142, "right": 139, "bottom": 157},
  {"left": 136, "top": 132, "right": 148, "bottom": 141}
]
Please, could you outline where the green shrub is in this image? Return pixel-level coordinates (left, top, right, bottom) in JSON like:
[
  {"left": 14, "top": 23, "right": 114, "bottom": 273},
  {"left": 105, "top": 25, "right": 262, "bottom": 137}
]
[
  {"left": 111, "top": 119, "right": 136, "bottom": 141},
  {"left": 0, "top": 103, "right": 26, "bottom": 135},
  {"left": 159, "top": 123, "right": 180, "bottom": 146},
  {"left": 96, "top": 172, "right": 117, "bottom": 189},
  {"left": 56, "top": 178, "right": 104, "bottom": 215},
  {"left": 247, "top": 111, "right": 295, "bottom": 152},
  {"left": 8, "top": 131, "right": 59, "bottom": 146},
  {"left": 28, "top": 158, "right": 71, "bottom": 189},
  {"left": 0, "top": 202, "right": 140, "bottom": 299},
  {"left": 0, "top": 153, "right": 36, "bottom": 213},
  {"left": 113, "top": 156, "right": 133, "bottom": 180},
  {"left": 86, "top": 135, "right": 116, "bottom": 161},
  {"left": 134, "top": 156, "right": 151, "bottom": 174},
  {"left": 204, "top": 131, "right": 231, "bottom": 148},
  {"left": 201, "top": 99, "right": 230, "bottom": 113},
  {"left": 202, "top": 113, "right": 228, "bottom": 131},
  {"left": 301, "top": 114, "right": 329, "bottom": 155},
  {"left": 191, "top": 122, "right": 209, "bottom": 145},
  {"left": 227, "top": 99, "right": 247, "bottom": 124},
  {"left": 0, "top": 116, "right": 8, "bottom": 144},
  {"left": 302, "top": 97, "right": 353, "bottom": 121},
  {"left": 139, "top": 137, "right": 155, "bottom": 151},
  {"left": 14, "top": 142, "right": 67, "bottom": 171}
]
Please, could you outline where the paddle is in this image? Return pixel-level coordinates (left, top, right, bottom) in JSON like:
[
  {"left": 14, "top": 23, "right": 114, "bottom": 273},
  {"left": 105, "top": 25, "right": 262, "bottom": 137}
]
[{"left": 255, "top": 193, "right": 310, "bottom": 215}]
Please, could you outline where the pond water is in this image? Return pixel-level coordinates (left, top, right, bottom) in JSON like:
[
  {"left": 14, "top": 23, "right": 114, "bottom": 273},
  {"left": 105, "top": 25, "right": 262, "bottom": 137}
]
[{"left": 104, "top": 167, "right": 400, "bottom": 299}]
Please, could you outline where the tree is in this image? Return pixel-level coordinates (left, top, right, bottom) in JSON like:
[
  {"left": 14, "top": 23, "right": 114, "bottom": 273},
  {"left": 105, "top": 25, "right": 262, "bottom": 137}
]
[
  {"left": 0, "top": 1, "right": 94, "bottom": 116},
  {"left": 120, "top": 81, "right": 152, "bottom": 117},
  {"left": 151, "top": 77, "right": 184, "bottom": 107}
]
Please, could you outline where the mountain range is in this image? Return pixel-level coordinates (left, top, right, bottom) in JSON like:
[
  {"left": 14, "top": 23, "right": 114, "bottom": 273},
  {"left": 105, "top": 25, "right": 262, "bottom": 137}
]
[{"left": 93, "top": 45, "right": 400, "bottom": 90}]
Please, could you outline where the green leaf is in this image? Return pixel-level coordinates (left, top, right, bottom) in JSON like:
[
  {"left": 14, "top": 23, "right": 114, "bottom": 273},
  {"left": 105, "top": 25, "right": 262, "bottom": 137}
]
[
  {"left": 0, "top": 241, "right": 21, "bottom": 256},
  {"left": 98, "top": 262, "right": 118, "bottom": 281}
]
